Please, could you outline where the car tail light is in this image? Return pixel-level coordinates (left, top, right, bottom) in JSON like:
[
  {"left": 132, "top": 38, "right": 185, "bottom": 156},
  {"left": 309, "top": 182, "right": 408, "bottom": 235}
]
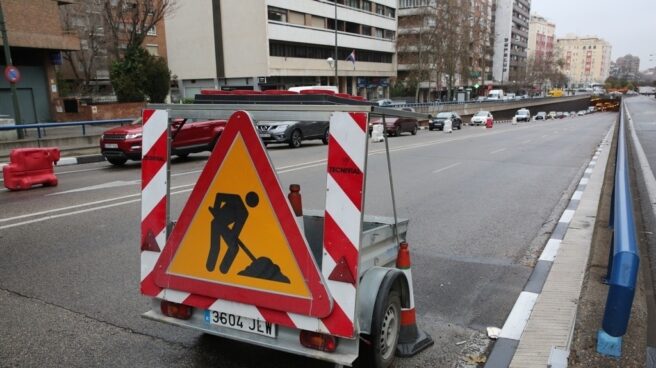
[
  {"left": 299, "top": 330, "right": 337, "bottom": 352},
  {"left": 160, "top": 300, "right": 193, "bottom": 320}
]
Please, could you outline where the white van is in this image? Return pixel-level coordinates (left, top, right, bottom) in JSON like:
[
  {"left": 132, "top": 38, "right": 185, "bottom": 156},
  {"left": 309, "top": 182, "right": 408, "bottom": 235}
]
[
  {"left": 487, "top": 89, "right": 504, "bottom": 101},
  {"left": 288, "top": 85, "right": 338, "bottom": 93}
]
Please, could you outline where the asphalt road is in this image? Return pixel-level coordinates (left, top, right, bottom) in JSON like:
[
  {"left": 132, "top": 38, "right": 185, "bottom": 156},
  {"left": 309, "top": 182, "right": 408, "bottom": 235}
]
[{"left": 0, "top": 113, "right": 614, "bottom": 367}]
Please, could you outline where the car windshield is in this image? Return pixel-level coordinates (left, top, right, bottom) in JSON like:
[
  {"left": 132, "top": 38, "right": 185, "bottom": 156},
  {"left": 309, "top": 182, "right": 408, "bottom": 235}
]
[
  {"left": 474, "top": 111, "right": 488, "bottom": 117},
  {"left": 436, "top": 113, "right": 452, "bottom": 118}
]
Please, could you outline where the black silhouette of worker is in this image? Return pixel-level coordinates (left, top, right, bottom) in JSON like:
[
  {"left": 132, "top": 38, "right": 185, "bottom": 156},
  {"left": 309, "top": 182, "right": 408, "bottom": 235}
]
[
  {"left": 206, "top": 191, "right": 290, "bottom": 283},
  {"left": 207, "top": 192, "right": 259, "bottom": 274}
]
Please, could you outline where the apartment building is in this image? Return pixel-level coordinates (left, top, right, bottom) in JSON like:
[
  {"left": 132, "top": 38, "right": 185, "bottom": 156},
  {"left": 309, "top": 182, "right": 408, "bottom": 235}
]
[
  {"left": 0, "top": 0, "right": 79, "bottom": 123},
  {"left": 166, "top": 0, "right": 397, "bottom": 100},
  {"left": 397, "top": 0, "right": 493, "bottom": 101},
  {"left": 614, "top": 54, "right": 640, "bottom": 78},
  {"left": 556, "top": 35, "right": 612, "bottom": 87},
  {"left": 492, "top": 0, "right": 530, "bottom": 83},
  {"left": 527, "top": 14, "right": 554, "bottom": 62}
]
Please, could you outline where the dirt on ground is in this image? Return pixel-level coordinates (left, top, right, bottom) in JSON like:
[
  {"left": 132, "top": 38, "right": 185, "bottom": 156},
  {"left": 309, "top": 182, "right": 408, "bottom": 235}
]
[{"left": 569, "top": 129, "right": 649, "bottom": 368}]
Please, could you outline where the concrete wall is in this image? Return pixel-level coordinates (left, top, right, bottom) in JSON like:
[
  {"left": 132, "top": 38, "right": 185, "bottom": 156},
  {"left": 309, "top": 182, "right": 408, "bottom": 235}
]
[
  {"left": 54, "top": 102, "right": 144, "bottom": 122},
  {"left": 221, "top": 1, "right": 268, "bottom": 78}
]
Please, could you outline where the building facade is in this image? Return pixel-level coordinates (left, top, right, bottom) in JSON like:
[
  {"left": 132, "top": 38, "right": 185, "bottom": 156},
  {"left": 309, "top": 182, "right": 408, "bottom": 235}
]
[
  {"left": 57, "top": 1, "right": 168, "bottom": 100},
  {"left": 396, "top": 0, "right": 493, "bottom": 101},
  {"left": 166, "top": 0, "right": 397, "bottom": 100},
  {"left": 527, "top": 14, "right": 554, "bottom": 62},
  {"left": 556, "top": 35, "right": 612, "bottom": 87},
  {"left": 0, "top": 0, "right": 80, "bottom": 123},
  {"left": 492, "top": 0, "right": 530, "bottom": 83},
  {"left": 614, "top": 54, "right": 640, "bottom": 79}
]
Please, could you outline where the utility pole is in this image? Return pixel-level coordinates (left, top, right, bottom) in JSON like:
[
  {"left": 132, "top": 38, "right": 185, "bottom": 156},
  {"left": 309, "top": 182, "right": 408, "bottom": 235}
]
[
  {"left": 333, "top": 2, "right": 338, "bottom": 91},
  {"left": 0, "top": 0, "right": 23, "bottom": 139}
]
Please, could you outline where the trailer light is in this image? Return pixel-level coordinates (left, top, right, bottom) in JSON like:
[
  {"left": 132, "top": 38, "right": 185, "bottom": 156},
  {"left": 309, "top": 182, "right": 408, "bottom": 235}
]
[
  {"left": 299, "top": 331, "right": 337, "bottom": 352},
  {"left": 160, "top": 300, "right": 193, "bottom": 320}
]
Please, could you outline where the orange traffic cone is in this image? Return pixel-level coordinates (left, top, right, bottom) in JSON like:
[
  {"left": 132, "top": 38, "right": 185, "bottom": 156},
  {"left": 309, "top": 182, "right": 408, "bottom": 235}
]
[
  {"left": 288, "top": 184, "right": 305, "bottom": 234},
  {"left": 395, "top": 241, "right": 434, "bottom": 357}
]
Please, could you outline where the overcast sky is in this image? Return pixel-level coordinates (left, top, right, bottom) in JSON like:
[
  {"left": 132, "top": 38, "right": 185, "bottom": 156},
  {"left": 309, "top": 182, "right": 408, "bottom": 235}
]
[{"left": 531, "top": 0, "right": 656, "bottom": 70}]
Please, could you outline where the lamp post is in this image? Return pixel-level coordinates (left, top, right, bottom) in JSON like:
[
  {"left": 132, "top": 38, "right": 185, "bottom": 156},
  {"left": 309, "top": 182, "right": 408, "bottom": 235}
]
[
  {"left": 0, "top": 2, "right": 23, "bottom": 139},
  {"left": 333, "top": 1, "right": 338, "bottom": 91}
]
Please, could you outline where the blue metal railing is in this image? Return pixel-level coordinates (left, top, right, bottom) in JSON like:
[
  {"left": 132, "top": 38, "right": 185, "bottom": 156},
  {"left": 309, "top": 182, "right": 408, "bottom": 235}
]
[
  {"left": 0, "top": 118, "right": 136, "bottom": 139},
  {"left": 597, "top": 102, "right": 640, "bottom": 357}
]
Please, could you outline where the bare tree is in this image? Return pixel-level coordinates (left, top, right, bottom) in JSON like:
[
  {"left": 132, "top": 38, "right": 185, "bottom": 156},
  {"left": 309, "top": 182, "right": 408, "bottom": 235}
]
[
  {"left": 59, "top": 0, "right": 108, "bottom": 96},
  {"left": 103, "top": 0, "right": 175, "bottom": 58}
]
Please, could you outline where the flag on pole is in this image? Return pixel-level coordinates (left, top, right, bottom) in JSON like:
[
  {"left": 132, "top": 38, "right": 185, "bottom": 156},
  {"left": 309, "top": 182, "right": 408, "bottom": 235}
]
[{"left": 346, "top": 50, "right": 356, "bottom": 70}]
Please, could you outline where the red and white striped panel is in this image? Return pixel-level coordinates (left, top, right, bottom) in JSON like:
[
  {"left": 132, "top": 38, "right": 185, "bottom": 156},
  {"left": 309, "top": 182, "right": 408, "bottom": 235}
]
[
  {"left": 140, "top": 108, "right": 168, "bottom": 297},
  {"left": 321, "top": 111, "right": 368, "bottom": 338}
]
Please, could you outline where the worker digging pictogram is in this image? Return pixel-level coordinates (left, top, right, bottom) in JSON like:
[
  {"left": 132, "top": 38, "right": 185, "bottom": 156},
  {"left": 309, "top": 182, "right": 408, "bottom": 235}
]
[{"left": 207, "top": 191, "right": 290, "bottom": 283}]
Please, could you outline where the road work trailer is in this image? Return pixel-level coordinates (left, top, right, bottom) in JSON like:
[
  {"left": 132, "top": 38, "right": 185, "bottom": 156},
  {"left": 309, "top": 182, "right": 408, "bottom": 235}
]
[{"left": 139, "top": 96, "right": 433, "bottom": 367}]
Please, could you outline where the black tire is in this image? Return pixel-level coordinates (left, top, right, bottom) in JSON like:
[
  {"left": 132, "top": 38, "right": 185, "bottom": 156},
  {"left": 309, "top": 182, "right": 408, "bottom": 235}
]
[
  {"left": 107, "top": 157, "right": 127, "bottom": 166},
  {"left": 289, "top": 129, "right": 302, "bottom": 148},
  {"left": 394, "top": 127, "right": 400, "bottom": 137},
  {"left": 176, "top": 153, "right": 189, "bottom": 159},
  {"left": 411, "top": 125, "right": 417, "bottom": 135},
  {"left": 322, "top": 128, "right": 329, "bottom": 144},
  {"left": 361, "top": 290, "right": 401, "bottom": 368},
  {"left": 428, "top": 127, "right": 433, "bottom": 131},
  {"left": 457, "top": 122, "right": 462, "bottom": 130}
]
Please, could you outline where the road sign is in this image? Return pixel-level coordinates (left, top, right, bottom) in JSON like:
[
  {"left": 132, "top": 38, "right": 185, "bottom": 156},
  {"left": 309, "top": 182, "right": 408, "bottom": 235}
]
[
  {"left": 4, "top": 66, "right": 20, "bottom": 84},
  {"left": 153, "top": 111, "right": 332, "bottom": 317}
]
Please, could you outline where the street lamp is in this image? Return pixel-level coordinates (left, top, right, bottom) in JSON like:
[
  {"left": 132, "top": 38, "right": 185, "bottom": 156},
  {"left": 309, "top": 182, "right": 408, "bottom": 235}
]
[{"left": 326, "top": 57, "right": 337, "bottom": 86}]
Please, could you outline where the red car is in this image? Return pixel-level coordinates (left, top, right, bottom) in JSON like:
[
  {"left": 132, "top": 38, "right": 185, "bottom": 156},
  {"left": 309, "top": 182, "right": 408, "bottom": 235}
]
[
  {"left": 368, "top": 117, "right": 418, "bottom": 137},
  {"left": 100, "top": 118, "right": 227, "bottom": 165}
]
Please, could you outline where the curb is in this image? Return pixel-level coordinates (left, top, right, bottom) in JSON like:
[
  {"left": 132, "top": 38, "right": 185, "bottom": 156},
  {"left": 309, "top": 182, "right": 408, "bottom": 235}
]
[
  {"left": 0, "top": 154, "right": 105, "bottom": 170},
  {"left": 485, "top": 126, "right": 614, "bottom": 368}
]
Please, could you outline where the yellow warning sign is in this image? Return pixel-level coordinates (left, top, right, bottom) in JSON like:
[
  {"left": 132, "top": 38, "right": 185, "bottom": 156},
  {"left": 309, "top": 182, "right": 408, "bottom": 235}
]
[{"left": 167, "top": 134, "right": 310, "bottom": 298}]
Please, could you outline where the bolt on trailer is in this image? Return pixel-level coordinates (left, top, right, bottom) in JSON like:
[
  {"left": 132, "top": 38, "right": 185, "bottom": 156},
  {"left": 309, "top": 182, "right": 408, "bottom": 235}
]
[{"left": 139, "top": 96, "right": 433, "bottom": 367}]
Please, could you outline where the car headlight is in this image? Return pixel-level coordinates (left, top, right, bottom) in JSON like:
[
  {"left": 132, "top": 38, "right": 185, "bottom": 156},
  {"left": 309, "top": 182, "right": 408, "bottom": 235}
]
[
  {"left": 270, "top": 124, "right": 288, "bottom": 132},
  {"left": 126, "top": 133, "right": 142, "bottom": 139}
]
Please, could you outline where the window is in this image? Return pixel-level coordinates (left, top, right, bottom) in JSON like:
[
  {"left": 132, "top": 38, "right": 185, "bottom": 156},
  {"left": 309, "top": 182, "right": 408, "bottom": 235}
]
[
  {"left": 362, "top": 0, "right": 372, "bottom": 11},
  {"left": 146, "top": 27, "right": 156, "bottom": 36},
  {"left": 146, "top": 44, "right": 159, "bottom": 56},
  {"left": 268, "top": 6, "right": 287, "bottom": 22},
  {"left": 288, "top": 11, "right": 304, "bottom": 25},
  {"left": 375, "top": 28, "right": 384, "bottom": 38},
  {"left": 361, "top": 25, "right": 372, "bottom": 36}
]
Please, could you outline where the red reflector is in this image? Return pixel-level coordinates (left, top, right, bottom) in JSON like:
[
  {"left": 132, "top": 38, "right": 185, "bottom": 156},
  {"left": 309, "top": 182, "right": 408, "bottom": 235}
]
[
  {"left": 160, "top": 300, "right": 193, "bottom": 320},
  {"left": 299, "top": 330, "right": 337, "bottom": 352}
]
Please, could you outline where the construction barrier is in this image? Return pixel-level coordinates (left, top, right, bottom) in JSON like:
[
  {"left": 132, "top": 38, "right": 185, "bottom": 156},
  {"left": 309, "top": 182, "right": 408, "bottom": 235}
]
[
  {"left": 2, "top": 147, "right": 60, "bottom": 190},
  {"left": 597, "top": 102, "right": 640, "bottom": 357}
]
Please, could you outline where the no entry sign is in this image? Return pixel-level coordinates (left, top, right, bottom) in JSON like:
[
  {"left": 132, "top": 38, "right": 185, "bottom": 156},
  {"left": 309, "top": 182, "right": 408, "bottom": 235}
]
[{"left": 4, "top": 66, "right": 20, "bottom": 84}]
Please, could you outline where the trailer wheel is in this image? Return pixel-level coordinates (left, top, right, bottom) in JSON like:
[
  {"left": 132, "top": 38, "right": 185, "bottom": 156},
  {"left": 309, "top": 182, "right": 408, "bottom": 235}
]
[{"left": 362, "top": 290, "right": 401, "bottom": 368}]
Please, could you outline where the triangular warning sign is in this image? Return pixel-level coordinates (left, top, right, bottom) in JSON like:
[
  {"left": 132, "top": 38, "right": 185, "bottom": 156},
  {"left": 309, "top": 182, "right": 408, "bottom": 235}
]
[{"left": 153, "top": 111, "right": 332, "bottom": 318}]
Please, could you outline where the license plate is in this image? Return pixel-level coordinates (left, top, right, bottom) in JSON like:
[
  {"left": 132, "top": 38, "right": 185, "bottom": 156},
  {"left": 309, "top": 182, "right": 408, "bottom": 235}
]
[
  {"left": 205, "top": 310, "right": 277, "bottom": 338},
  {"left": 104, "top": 143, "right": 118, "bottom": 148},
  {"left": 259, "top": 133, "right": 271, "bottom": 138}
]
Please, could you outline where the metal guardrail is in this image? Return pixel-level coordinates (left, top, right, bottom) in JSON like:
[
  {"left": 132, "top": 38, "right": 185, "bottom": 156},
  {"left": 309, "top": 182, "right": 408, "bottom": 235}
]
[
  {"left": 0, "top": 118, "right": 136, "bottom": 139},
  {"left": 388, "top": 94, "right": 590, "bottom": 109},
  {"left": 597, "top": 101, "right": 640, "bottom": 357}
]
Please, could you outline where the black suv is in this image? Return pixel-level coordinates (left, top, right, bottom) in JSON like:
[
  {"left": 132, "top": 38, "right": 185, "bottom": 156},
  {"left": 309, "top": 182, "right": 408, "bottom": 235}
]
[{"left": 429, "top": 112, "right": 462, "bottom": 131}]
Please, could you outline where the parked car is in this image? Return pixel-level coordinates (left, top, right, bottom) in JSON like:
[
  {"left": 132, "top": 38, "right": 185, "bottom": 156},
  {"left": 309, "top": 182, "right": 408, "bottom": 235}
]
[
  {"left": 570, "top": 111, "right": 577, "bottom": 117},
  {"left": 256, "top": 120, "right": 329, "bottom": 148},
  {"left": 470, "top": 111, "right": 493, "bottom": 126},
  {"left": 369, "top": 116, "right": 418, "bottom": 136},
  {"left": 535, "top": 111, "right": 547, "bottom": 120},
  {"left": 515, "top": 108, "right": 531, "bottom": 122},
  {"left": 100, "top": 118, "right": 227, "bottom": 166},
  {"left": 577, "top": 110, "right": 587, "bottom": 116},
  {"left": 547, "top": 111, "right": 557, "bottom": 119},
  {"left": 556, "top": 112, "right": 564, "bottom": 119},
  {"left": 375, "top": 98, "right": 394, "bottom": 107},
  {"left": 563, "top": 112, "right": 570, "bottom": 118},
  {"left": 429, "top": 112, "right": 462, "bottom": 130}
]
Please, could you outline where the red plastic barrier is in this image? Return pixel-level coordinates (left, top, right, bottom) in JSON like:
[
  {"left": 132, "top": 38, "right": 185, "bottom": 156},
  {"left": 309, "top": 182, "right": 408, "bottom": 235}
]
[
  {"left": 3, "top": 147, "right": 60, "bottom": 190},
  {"left": 200, "top": 90, "right": 231, "bottom": 95},
  {"left": 262, "top": 90, "right": 299, "bottom": 95},
  {"left": 230, "top": 89, "right": 262, "bottom": 95},
  {"left": 300, "top": 89, "right": 335, "bottom": 95},
  {"left": 485, "top": 119, "right": 493, "bottom": 128}
]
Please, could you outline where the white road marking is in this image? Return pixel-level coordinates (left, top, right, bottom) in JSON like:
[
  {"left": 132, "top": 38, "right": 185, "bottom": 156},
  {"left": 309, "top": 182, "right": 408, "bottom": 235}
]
[
  {"left": 572, "top": 191, "right": 583, "bottom": 200},
  {"left": 579, "top": 178, "right": 589, "bottom": 185},
  {"left": 48, "top": 180, "right": 141, "bottom": 195},
  {"left": 539, "top": 239, "right": 562, "bottom": 262},
  {"left": 490, "top": 148, "right": 507, "bottom": 154},
  {"left": 499, "top": 291, "right": 539, "bottom": 340},
  {"left": 559, "top": 209, "right": 576, "bottom": 224},
  {"left": 432, "top": 162, "right": 461, "bottom": 174}
]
